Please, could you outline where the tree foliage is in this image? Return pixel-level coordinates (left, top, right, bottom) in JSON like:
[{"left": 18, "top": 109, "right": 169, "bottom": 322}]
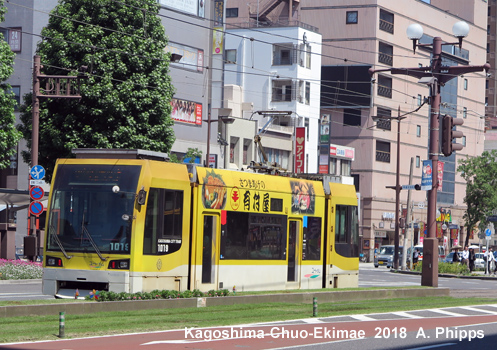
[
  {"left": 457, "top": 150, "right": 497, "bottom": 246},
  {"left": 0, "top": 0, "right": 22, "bottom": 169},
  {"left": 18, "top": 0, "right": 175, "bottom": 182}
]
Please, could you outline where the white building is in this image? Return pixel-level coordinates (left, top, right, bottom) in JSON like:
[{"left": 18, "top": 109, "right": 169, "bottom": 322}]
[{"left": 224, "top": 23, "right": 322, "bottom": 173}]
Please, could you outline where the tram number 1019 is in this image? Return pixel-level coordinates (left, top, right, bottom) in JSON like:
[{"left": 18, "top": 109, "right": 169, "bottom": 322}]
[
  {"left": 110, "top": 242, "right": 130, "bottom": 252},
  {"left": 158, "top": 244, "right": 169, "bottom": 253}
]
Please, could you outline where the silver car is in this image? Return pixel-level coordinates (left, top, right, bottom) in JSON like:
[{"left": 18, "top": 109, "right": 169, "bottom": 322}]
[{"left": 374, "top": 245, "right": 403, "bottom": 268}]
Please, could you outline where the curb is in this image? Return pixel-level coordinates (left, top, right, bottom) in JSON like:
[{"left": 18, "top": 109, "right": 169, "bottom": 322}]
[
  {"left": 391, "top": 269, "right": 497, "bottom": 280},
  {"left": 0, "top": 288, "right": 450, "bottom": 318},
  {"left": 0, "top": 279, "right": 42, "bottom": 285}
]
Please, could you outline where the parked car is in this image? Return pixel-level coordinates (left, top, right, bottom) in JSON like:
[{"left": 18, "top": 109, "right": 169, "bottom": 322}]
[
  {"left": 474, "top": 253, "right": 485, "bottom": 269},
  {"left": 374, "top": 245, "right": 403, "bottom": 268}
]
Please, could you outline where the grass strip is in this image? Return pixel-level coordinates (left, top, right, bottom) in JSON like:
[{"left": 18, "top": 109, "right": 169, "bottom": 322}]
[{"left": 1, "top": 296, "right": 496, "bottom": 343}]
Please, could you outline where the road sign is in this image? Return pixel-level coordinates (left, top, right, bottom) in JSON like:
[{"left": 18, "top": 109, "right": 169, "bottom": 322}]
[
  {"left": 30, "top": 180, "right": 44, "bottom": 186},
  {"left": 30, "top": 165, "right": 45, "bottom": 180},
  {"left": 401, "top": 184, "right": 420, "bottom": 190},
  {"left": 30, "top": 186, "right": 44, "bottom": 201},
  {"left": 29, "top": 201, "right": 44, "bottom": 216},
  {"left": 485, "top": 228, "right": 492, "bottom": 237}
]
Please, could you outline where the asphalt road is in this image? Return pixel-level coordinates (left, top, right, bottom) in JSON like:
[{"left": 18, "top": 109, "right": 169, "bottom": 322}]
[{"left": 359, "top": 262, "right": 497, "bottom": 298}]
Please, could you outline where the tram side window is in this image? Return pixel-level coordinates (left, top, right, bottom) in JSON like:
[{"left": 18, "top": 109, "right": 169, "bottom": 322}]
[
  {"left": 303, "top": 216, "right": 321, "bottom": 260},
  {"left": 143, "top": 188, "right": 183, "bottom": 255},
  {"left": 220, "top": 211, "right": 287, "bottom": 260},
  {"left": 335, "top": 205, "right": 359, "bottom": 257}
]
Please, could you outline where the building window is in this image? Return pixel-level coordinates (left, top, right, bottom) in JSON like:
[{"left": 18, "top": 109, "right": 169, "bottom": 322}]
[
  {"left": 377, "top": 75, "right": 392, "bottom": 98},
  {"left": 272, "top": 80, "right": 293, "bottom": 102},
  {"left": 273, "top": 43, "right": 294, "bottom": 65},
  {"left": 329, "top": 158, "right": 337, "bottom": 175},
  {"left": 299, "top": 44, "right": 311, "bottom": 68},
  {"left": 226, "top": 8, "right": 238, "bottom": 17},
  {"left": 416, "top": 156, "right": 420, "bottom": 168},
  {"left": 379, "top": 10, "right": 394, "bottom": 34},
  {"left": 243, "top": 138, "right": 251, "bottom": 165},
  {"left": 417, "top": 94, "right": 422, "bottom": 106},
  {"left": 225, "top": 49, "right": 237, "bottom": 64},
  {"left": 344, "top": 109, "right": 361, "bottom": 126},
  {"left": 346, "top": 11, "right": 358, "bottom": 24},
  {"left": 341, "top": 160, "right": 351, "bottom": 176},
  {"left": 230, "top": 136, "right": 239, "bottom": 164},
  {"left": 305, "top": 118, "right": 310, "bottom": 141},
  {"left": 378, "top": 42, "right": 393, "bottom": 66},
  {"left": 10, "top": 86, "right": 20, "bottom": 111},
  {"left": 376, "top": 107, "right": 391, "bottom": 130},
  {"left": 463, "top": 107, "right": 467, "bottom": 119},
  {"left": 462, "top": 136, "right": 466, "bottom": 147},
  {"left": 0, "top": 27, "right": 22, "bottom": 52},
  {"left": 463, "top": 78, "right": 468, "bottom": 90},
  {"left": 376, "top": 140, "right": 390, "bottom": 163},
  {"left": 305, "top": 82, "right": 310, "bottom": 105}
]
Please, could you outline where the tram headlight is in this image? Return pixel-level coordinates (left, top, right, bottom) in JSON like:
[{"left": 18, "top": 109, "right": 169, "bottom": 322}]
[
  {"left": 46, "top": 256, "right": 63, "bottom": 267},
  {"left": 108, "top": 259, "right": 130, "bottom": 270}
]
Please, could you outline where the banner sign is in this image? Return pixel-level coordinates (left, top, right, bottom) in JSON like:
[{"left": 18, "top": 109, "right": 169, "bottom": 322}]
[
  {"left": 295, "top": 127, "right": 305, "bottom": 173},
  {"left": 437, "top": 161, "right": 444, "bottom": 192},
  {"left": 421, "top": 160, "right": 433, "bottom": 191},
  {"left": 171, "top": 98, "right": 202, "bottom": 125}
]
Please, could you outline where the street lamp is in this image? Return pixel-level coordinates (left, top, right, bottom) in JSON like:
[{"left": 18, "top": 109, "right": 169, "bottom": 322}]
[
  {"left": 204, "top": 108, "right": 234, "bottom": 168},
  {"left": 369, "top": 21, "right": 490, "bottom": 286}
]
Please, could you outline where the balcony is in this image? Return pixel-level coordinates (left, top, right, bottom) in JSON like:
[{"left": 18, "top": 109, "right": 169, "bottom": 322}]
[
  {"left": 376, "top": 150, "right": 390, "bottom": 163},
  {"left": 377, "top": 85, "right": 392, "bottom": 98},
  {"left": 379, "top": 19, "right": 394, "bottom": 34}
]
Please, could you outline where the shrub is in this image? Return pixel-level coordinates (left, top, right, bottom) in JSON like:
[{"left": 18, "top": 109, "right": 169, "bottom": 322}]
[
  {"left": 84, "top": 288, "right": 229, "bottom": 302},
  {"left": 413, "top": 261, "right": 470, "bottom": 275},
  {"left": 0, "top": 259, "right": 42, "bottom": 280},
  {"left": 192, "top": 289, "right": 204, "bottom": 297},
  {"left": 180, "top": 290, "right": 193, "bottom": 298}
]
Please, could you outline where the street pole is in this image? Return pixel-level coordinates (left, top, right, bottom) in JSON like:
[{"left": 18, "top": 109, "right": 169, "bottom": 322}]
[
  {"left": 370, "top": 21, "right": 490, "bottom": 286},
  {"left": 26, "top": 55, "right": 85, "bottom": 261},
  {"left": 393, "top": 107, "right": 401, "bottom": 270}
]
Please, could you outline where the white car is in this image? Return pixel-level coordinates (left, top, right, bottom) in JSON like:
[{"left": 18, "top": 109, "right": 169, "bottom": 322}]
[{"left": 474, "top": 253, "right": 485, "bottom": 269}]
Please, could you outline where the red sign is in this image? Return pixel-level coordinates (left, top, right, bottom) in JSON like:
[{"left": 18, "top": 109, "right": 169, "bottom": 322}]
[
  {"left": 437, "top": 161, "right": 444, "bottom": 192},
  {"left": 29, "top": 186, "right": 45, "bottom": 201},
  {"left": 29, "top": 201, "right": 44, "bottom": 216},
  {"left": 295, "top": 127, "right": 305, "bottom": 173}
]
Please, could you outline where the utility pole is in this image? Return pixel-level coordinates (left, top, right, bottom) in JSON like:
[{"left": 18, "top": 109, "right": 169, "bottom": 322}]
[
  {"left": 25, "top": 55, "right": 85, "bottom": 261},
  {"left": 370, "top": 22, "right": 490, "bottom": 287}
]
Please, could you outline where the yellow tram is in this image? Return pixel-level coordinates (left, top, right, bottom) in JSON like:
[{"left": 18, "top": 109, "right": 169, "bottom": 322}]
[{"left": 42, "top": 149, "right": 358, "bottom": 298}]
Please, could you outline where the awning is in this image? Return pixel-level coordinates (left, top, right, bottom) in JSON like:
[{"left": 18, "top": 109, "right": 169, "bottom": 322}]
[{"left": 0, "top": 188, "right": 49, "bottom": 211}]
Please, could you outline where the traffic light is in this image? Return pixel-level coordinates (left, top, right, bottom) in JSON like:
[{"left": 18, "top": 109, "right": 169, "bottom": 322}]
[{"left": 441, "top": 115, "right": 464, "bottom": 157}]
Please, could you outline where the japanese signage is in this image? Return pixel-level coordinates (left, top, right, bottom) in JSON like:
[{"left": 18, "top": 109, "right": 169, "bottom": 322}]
[
  {"left": 171, "top": 98, "right": 202, "bottom": 125},
  {"left": 437, "top": 161, "right": 444, "bottom": 192},
  {"left": 295, "top": 127, "right": 305, "bottom": 173},
  {"left": 421, "top": 160, "right": 433, "bottom": 191},
  {"left": 213, "top": 27, "right": 224, "bottom": 55}
]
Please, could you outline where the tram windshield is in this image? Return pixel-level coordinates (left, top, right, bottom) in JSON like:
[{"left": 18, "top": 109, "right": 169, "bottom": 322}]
[{"left": 46, "top": 164, "right": 141, "bottom": 255}]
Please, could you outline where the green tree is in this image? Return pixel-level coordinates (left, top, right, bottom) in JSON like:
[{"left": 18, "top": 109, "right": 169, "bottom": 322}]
[
  {"left": 18, "top": 0, "right": 175, "bottom": 182},
  {"left": 170, "top": 148, "right": 203, "bottom": 164},
  {"left": 0, "top": 0, "right": 22, "bottom": 168},
  {"left": 457, "top": 150, "right": 497, "bottom": 247}
]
